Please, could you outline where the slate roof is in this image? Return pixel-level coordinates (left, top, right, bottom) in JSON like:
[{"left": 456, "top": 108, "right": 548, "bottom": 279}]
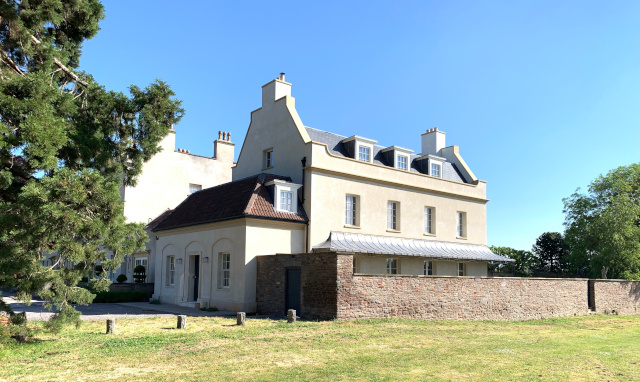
[
  {"left": 152, "top": 174, "right": 307, "bottom": 232},
  {"left": 305, "top": 127, "right": 468, "bottom": 183},
  {"left": 313, "top": 231, "right": 514, "bottom": 263}
]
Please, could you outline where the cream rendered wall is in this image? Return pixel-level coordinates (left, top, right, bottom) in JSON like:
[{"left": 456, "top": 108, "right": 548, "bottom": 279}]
[
  {"left": 153, "top": 220, "right": 248, "bottom": 311},
  {"left": 152, "top": 218, "right": 305, "bottom": 312},
  {"left": 232, "top": 79, "right": 311, "bottom": 185},
  {"left": 307, "top": 171, "right": 487, "bottom": 248},
  {"left": 466, "top": 262, "right": 488, "bottom": 277},
  {"left": 355, "top": 256, "right": 488, "bottom": 277},
  {"left": 123, "top": 131, "right": 234, "bottom": 225},
  {"left": 244, "top": 219, "right": 306, "bottom": 304}
]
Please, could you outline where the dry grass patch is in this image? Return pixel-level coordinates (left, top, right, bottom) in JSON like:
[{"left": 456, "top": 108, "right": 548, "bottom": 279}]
[{"left": 1, "top": 315, "right": 639, "bottom": 381}]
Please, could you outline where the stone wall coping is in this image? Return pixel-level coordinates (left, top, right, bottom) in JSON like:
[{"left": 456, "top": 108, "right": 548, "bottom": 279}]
[
  {"left": 352, "top": 273, "right": 590, "bottom": 282},
  {"left": 591, "top": 279, "right": 640, "bottom": 283}
]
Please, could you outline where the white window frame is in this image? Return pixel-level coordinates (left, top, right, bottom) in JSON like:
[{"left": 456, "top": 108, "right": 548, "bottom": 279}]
[
  {"left": 424, "top": 207, "right": 434, "bottom": 235},
  {"left": 166, "top": 256, "right": 175, "bottom": 286},
  {"left": 431, "top": 163, "right": 441, "bottom": 177},
  {"left": 189, "top": 183, "right": 202, "bottom": 194},
  {"left": 424, "top": 260, "right": 433, "bottom": 276},
  {"left": 397, "top": 155, "right": 408, "bottom": 171},
  {"left": 387, "top": 201, "right": 399, "bottom": 231},
  {"left": 386, "top": 258, "right": 398, "bottom": 274},
  {"left": 280, "top": 190, "right": 293, "bottom": 212},
  {"left": 358, "top": 145, "right": 371, "bottom": 162},
  {"left": 219, "top": 253, "right": 230, "bottom": 289},
  {"left": 457, "top": 262, "right": 466, "bottom": 276},
  {"left": 345, "top": 195, "right": 358, "bottom": 226},
  {"left": 264, "top": 148, "right": 274, "bottom": 169},
  {"left": 342, "top": 136, "right": 377, "bottom": 163},
  {"left": 267, "top": 179, "right": 302, "bottom": 214},
  {"left": 457, "top": 211, "right": 467, "bottom": 238}
]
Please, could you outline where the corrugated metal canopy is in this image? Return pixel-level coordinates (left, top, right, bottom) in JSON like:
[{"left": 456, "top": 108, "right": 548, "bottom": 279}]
[{"left": 313, "top": 231, "right": 514, "bottom": 262}]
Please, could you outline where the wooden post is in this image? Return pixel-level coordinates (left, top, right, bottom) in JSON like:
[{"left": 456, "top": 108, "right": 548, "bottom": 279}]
[
  {"left": 177, "top": 315, "right": 186, "bottom": 329},
  {"left": 237, "top": 312, "right": 246, "bottom": 326},
  {"left": 287, "top": 309, "right": 296, "bottom": 324},
  {"left": 106, "top": 318, "right": 115, "bottom": 334}
]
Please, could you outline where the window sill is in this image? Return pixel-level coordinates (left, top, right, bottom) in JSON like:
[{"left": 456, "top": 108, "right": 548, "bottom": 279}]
[
  {"left": 344, "top": 224, "right": 360, "bottom": 229},
  {"left": 216, "top": 288, "right": 231, "bottom": 292},
  {"left": 262, "top": 166, "right": 274, "bottom": 171},
  {"left": 423, "top": 233, "right": 436, "bottom": 237},
  {"left": 456, "top": 236, "right": 468, "bottom": 240},
  {"left": 386, "top": 229, "right": 401, "bottom": 233}
]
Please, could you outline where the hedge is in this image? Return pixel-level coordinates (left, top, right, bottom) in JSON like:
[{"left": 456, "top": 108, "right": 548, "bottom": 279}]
[{"left": 92, "top": 291, "right": 148, "bottom": 303}]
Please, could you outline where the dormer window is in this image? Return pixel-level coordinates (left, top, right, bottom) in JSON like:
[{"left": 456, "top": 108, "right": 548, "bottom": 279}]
[
  {"left": 341, "top": 136, "right": 377, "bottom": 163},
  {"left": 397, "top": 155, "right": 408, "bottom": 170},
  {"left": 431, "top": 163, "right": 441, "bottom": 177},
  {"left": 358, "top": 146, "right": 371, "bottom": 162},
  {"left": 266, "top": 179, "right": 302, "bottom": 214},
  {"left": 380, "top": 146, "right": 413, "bottom": 170}
]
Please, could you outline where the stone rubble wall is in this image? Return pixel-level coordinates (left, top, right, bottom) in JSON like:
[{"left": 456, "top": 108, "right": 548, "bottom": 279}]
[{"left": 593, "top": 280, "right": 640, "bottom": 315}]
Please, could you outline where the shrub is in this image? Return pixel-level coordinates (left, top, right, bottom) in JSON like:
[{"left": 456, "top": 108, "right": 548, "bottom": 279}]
[
  {"left": 92, "top": 291, "right": 148, "bottom": 303},
  {"left": 116, "top": 274, "right": 127, "bottom": 283},
  {"left": 149, "top": 299, "right": 161, "bottom": 305},
  {"left": 200, "top": 306, "right": 219, "bottom": 312}
]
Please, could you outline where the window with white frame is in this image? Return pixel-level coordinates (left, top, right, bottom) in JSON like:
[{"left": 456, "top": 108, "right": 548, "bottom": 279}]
[
  {"left": 358, "top": 146, "right": 371, "bottom": 162},
  {"left": 189, "top": 183, "right": 202, "bottom": 194},
  {"left": 166, "top": 256, "right": 175, "bottom": 286},
  {"left": 386, "top": 258, "right": 398, "bottom": 274},
  {"left": 397, "top": 155, "right": 408, "bottom": 170},
  {"left": 268, "top": 179, "right": 301, "bottom": 214},
  {"left": 219, "top": 253, "right": 230, "bottom": 289},
  {"left": 424, "top": 260, "right": 433, "bottom": 276},
  {"left": 387, "top": 201, "right": 399, "bottom": 230},
  {"left": 345, "top": 195, "right": 358, "bottom": 226},
  {"left": 264, "top": 149, "right": 274, "bottom": 168},
  {"left": 457, "top": 262, "right": 465, "bottom": 276},
  {"left": 280, "top": 191, "right": 293, "bottom": 212},
  {"left": 424, "top": 207, "right": 434, "bottom": 234},
  {"left": 431, "top": 163, "right": 441, "bottom": 177},
  {"left": 456, "top": 212, "right": 466, "bottom": 238}
]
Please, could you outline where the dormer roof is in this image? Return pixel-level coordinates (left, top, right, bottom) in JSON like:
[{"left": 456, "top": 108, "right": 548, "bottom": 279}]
[{"left": 305, "top": 127, "right": 468, "bottom": 183}]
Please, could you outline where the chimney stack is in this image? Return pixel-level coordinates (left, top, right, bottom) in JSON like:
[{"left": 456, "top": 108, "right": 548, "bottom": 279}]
[
  {"left": 421, "top": 127, "right": 446, "bottom": 155},
  {"left": 262, "top": 73, "right": 291, "bottom": 106}
]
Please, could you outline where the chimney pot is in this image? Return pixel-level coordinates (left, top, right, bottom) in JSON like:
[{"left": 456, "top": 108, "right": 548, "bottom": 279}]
[
  {"left": 227, "top": 132, "right": 231, "bottom": 141},
  {"left": 186, "top": 150, "right": 190, "bottom": 154},
  {"left": 223, "top": 132, "right": 227, "bottom": 141},
  {"left": 279, "top": 73, "right": 285, "bottom": 81},
  {"left": 218, "top": 131, "right": 222, "bottom": 140}
]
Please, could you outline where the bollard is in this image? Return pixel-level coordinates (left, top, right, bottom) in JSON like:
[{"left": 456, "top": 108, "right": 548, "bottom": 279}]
[
  {"left": 287, "top": 309, "right": 296, "bottom": 324},
  {"left": 237, "top": 312, "right": 246, "bottom": 326},
  {"left": 177, "top": 315, "right": 187, "bottom": 329},
  {"left": 106, "top": 318, "right": 115, "bottom": 334}
]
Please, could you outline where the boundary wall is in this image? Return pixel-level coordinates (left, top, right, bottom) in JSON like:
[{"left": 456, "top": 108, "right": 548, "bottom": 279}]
[{"left": 256, "top": 253, "right": 640, "bottom": 320}]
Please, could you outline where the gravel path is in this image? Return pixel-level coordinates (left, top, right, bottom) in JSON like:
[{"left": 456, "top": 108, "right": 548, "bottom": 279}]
[{"left": 2, "top": 295, "right": 236, "bottom": 322}]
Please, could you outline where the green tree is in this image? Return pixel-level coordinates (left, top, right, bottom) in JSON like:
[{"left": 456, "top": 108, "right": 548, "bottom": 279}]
[
  {"left": 489, "top": 246, "right": 539, "bottom": 277},
  {"left": 0, "top": 0, "right": 183, "bottom": 337},
  {"left": 563, "top": 163, "right": 640, "bottom": 280},
  {"left": 532, "top": 232, "right": 570, "bottom": 275}
]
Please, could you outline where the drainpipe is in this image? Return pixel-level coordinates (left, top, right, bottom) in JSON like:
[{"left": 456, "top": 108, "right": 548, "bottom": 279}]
[{"left": 301, "top": 157, "right": 310, "bottom": 253}]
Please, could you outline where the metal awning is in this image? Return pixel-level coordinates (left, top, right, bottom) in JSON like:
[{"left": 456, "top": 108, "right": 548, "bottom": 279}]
[{"left": 313, "top": 231, "right": 514, "bottom": 263}]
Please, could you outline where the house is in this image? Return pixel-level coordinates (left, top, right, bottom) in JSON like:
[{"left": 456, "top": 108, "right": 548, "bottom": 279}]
[
  {"left": 113, "top": 126, "right": 235, "bottom": 283},
  {"left": 150, "top": 74, "right": 512, "bottom": 313}
]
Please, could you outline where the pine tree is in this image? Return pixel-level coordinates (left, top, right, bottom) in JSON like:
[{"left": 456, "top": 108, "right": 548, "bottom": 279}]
[{"left": 0, "top": 0, "right": 183, "bottom": 337}]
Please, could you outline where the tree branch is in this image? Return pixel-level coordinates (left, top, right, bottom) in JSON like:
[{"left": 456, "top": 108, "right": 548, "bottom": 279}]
[
  {"left": 29, "top": 35, "right": 88, "bottom": 87},
  {"left": 0, "top": 49, "right": 24, "bottom": 76}
]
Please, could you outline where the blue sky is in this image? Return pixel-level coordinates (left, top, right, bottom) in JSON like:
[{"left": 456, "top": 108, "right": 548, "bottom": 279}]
[{"left": 80, "top": 1, "right": 640, "bottom": 251}]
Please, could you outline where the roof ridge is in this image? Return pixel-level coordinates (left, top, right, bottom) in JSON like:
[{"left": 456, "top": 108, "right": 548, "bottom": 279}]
[{"left": 244, "top": 173, "right": 266, "bottom": 214}]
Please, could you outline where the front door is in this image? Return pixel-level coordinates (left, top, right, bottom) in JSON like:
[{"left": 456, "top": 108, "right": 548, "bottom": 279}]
[
  {"left": 193, "top": 255, "right": 200, "bottom": 301},
  {"left": 285, "top": 267, "right": 301, "bottom": 315}
]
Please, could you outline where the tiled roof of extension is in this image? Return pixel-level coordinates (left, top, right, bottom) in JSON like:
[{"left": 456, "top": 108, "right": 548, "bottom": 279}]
[
  {"left": 146, "top": 209, "right": 173, "bottom": 230},
  {"left": 314, "top": 231, "right": 514, "bottom": 263},
  {"left": 305, "top": 127, "right": 468, "bottom": 183},
  {"left": 152, "top": 173, "right": 307, "bottom": 232}
]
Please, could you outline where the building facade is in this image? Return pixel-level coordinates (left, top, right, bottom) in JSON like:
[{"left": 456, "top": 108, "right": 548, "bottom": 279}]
[{"left": 151, "top": 75, "right": 511, "bottom": 312}]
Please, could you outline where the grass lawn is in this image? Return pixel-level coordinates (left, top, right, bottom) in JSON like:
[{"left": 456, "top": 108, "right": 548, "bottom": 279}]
[{"left": 1, "top": 314, "right": 639, "bottom": 381}]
